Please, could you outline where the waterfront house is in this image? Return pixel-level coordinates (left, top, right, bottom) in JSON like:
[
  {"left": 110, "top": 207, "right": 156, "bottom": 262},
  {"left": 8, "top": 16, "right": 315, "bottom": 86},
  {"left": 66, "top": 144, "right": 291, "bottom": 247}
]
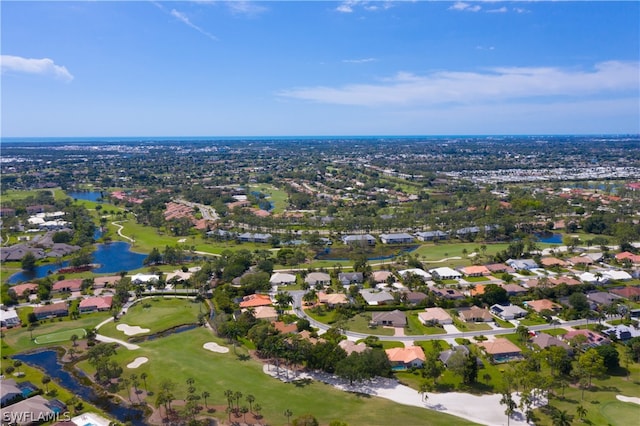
[{"left": 33, "top": 302, "right": 69, "bottom": 320}]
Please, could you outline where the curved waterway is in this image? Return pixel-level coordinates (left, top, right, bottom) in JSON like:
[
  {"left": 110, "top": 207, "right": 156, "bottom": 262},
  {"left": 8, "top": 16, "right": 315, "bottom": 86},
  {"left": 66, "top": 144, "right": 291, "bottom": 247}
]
[{"left": 13, "top": 350, "right": 146, "bottom": 425}]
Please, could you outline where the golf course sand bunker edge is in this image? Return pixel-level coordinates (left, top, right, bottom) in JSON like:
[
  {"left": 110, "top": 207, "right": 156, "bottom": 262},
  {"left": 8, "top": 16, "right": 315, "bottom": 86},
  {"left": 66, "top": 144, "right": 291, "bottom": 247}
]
[
  {"left": 116, "top": 324, "right": 150, "bottom": 336},
  {"left": 203, "top": 342, "right": 229, "bottom": 353},
  {"left": 127, "top": 357, "right": 149, "bottom": 369}
]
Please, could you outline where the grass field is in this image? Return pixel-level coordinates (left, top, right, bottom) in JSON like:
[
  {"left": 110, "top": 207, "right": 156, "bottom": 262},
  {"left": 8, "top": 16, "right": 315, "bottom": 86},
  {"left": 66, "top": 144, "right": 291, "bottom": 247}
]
[
  {"left": 97, "top": 297, "right": 204, "bottom": 339},
  {"left": 1, "top": 312, "right": 111, "bottom": 356},
  {"left": 34, "top": 327, "right": 86, "bottom": 344},
  {"left": 78, "top": 327, "right": 478, "bottom": 426}
]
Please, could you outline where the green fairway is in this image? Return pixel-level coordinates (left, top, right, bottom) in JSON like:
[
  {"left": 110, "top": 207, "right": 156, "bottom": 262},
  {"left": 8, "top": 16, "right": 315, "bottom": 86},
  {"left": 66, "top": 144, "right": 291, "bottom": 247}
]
[
  {"left": 34, "top": 327, "right": 86, "bottom": 344},
  {"left": 97, "top": 297, "right": 204, "bottom": 339},
  {"left": 92, "top": 327, "right": 478, "bottom": 426}
]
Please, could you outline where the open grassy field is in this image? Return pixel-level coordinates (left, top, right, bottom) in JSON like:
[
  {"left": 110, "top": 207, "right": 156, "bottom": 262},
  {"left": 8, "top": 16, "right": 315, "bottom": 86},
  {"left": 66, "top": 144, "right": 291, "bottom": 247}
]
[
  {"left": 1, "top": 312, "right": 111, "bottom": 356},
  {"left": 97, "top": 297, "right": 204, "bottom": 339},
  {"left": 34, "top": 327, "right": 86, "bottom": 344},
  {"left": 80, "top": 326, "right": 478, "bottom": 426},
  {"left": 248, "top": 184, "right": 289, "bottom": 214}
]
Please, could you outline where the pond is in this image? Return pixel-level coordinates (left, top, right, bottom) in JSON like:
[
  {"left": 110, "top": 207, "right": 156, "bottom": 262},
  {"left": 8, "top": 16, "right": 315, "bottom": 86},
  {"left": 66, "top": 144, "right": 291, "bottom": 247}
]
[
  {"left": 535, "top": 233, "right": 563, "bottom": 244},
  {"left": 7, "top": 242, "right": 147, "bottom": 284},
  {"left": 315, "top": 245, "right": 419, "bottom": 261},
  {"left": 13, "top": 350, "right": 146, "bottom": 425},
  {"left": 67, "top": 191, "right": 104, "bottom": 202}
]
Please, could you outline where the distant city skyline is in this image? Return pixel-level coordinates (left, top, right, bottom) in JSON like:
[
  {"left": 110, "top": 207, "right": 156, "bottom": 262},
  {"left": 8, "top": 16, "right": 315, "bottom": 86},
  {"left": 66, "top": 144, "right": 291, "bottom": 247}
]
[{"left": 2, "top": 1, "right": 639, "bottom": 137}]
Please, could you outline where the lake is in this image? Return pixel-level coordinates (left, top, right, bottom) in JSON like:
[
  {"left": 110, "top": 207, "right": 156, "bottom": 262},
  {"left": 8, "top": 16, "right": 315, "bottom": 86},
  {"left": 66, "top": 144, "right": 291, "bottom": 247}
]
[
  {"left": 67, "top": 191, "right": 103, "bottom": 202},
  {"left": 8, "top": 242, "right": 147, "bottom": 284}
]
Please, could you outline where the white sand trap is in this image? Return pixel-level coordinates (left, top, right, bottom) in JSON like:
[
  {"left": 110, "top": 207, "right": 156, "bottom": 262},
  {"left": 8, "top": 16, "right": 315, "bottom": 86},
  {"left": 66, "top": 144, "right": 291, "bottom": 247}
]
[
  {"left": 127, "top": 357, "right": 148, "bottom": 369},
  {"left": 116, "top": 324, "right": 150, "bottom": 336},
  {"left": 617, "top": 395, "right": 640, "bottom": 405},
  {"left": 178, "top": 238, "right": 187, "bottom": 243},
  {"left": 203, "top": 342, "right": 229, "bottom": 353}
]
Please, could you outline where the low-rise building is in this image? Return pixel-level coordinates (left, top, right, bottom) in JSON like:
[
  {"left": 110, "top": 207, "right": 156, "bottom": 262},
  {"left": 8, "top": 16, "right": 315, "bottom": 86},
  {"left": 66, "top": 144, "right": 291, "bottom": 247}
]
[
  {"left": 304, "top": 272, "right": 331, "bottom": 287},
  {"left": 33, "top": 302, "right": 69, "bottom": 320},
  {"left": 371, "top": 310, "right": 407, "bottom": 327},
  {"left": 78, "top": 296, "right": 113, "bottom": 313},
  {"left": 379, "top": 233, "right": 414, "bottom": 244},
  {"left": 385, "top": 346, "right": 426, "bottom": 369},
  {"left": 0, "top": 309, "right": 21, "bottom": 328},
  {"left": 418, "top": 307, "right": 453, "bottom": 325},
  {"left": 458, "top": 306, "right": 493, "bottom": 322},
  {"left": 490, "top": 304, "right": 527, "bottom": 320}
]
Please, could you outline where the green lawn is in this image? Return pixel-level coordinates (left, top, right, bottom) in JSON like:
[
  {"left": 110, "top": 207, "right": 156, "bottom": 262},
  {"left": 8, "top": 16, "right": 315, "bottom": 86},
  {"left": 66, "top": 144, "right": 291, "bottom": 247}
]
[
  {"left": 77, "top": 327, "right": 478, "bottom": 426},
  {"left": 97, "top": 297, "right": 204, "bottom": 339},
  {"left": 346, "top": 313, "right": 395, "bottom": 336},
  {"left": 248, "top": 184, "right": 289, "bottom": 214},
  {"left": 452, "top": 317, "right": 492, "bottom": 332},
  {"left": 34, "top": 327, "right": 86, "bottom": 344},
  {"left": 1, "top": 312, "right": 111, "bottom": 356},
  {"left": 405, "top": 310, "right": 448, "bottom": 335}
]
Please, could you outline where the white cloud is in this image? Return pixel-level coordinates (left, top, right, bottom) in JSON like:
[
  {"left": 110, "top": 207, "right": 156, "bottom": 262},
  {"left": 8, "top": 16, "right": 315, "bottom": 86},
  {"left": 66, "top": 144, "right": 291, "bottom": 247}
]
[
  {"left": 1, "top": 55, "right": 73, "bottom": 82},
  {"left": 486, "top": 7, "right": 508, "bottom": 13},
  {"left": 449, "top": 2, "right": 482, "bottom": 12},
  {"left": 170, "top": 9, "right": 218, "bottom": 41},
  {"left": 278, "top": 61, "right": 640, "bottom": 107},
  {"left": 342, "top": 58, "right": 377, "bottom": 64},
  {"left": 336, "top": 1, "right": 393, "bottom": 14},
  {"left": 226, "top": 1, "right": 267, "bottom": 17},
  {"left": 513, "top": 7, "right": 530, "bottom": 14}
]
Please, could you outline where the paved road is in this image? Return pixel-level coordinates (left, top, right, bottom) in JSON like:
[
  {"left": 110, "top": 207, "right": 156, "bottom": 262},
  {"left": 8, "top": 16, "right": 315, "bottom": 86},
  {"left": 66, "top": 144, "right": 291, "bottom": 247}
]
[{"left": 289, "top": 290, "right": 608, "bottom": 342}]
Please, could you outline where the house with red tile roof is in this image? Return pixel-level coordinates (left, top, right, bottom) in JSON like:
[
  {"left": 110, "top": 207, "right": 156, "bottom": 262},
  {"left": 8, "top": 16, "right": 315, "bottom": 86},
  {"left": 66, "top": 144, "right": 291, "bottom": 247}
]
[
  {"left": 615, "top": 251, "right": 640, "bottom": 264},
  {"left": 239, "top": 294, "right": 272, "bottom": 308},
  {"left": 9, "top": 283, "right": 39, "bottom": 297},
  {"left": 563, "top": 329, "right": 610, "bottom": 348},
  {"left": 385, "top": 346, "right": 425, "bottom": 368},
  {"left": 79, "top": 296, "right": 113, "bottom": 313},
  {"left": 609, "top": 286, "right": 640, "bottom": 301},
  {"left": 460, "top": 265, "right": 491, "bottom": 277},
  {"left": 272, "top": 321, "right": 297, "bottom": 334},
  {"left": 52, "top": 278, "right": 83, "bottom": 293},
  {"left": 524, "top": 299, "right": 562, "bottom": 313},
  {"left": 477, "top": 338, "right": 522, "bottom": 361},
  {"left": 540, "top": 257, "right": 568, "bottom": 267},
  {"left": 458, "top": 306, "right": 493, "bottom": 322}
]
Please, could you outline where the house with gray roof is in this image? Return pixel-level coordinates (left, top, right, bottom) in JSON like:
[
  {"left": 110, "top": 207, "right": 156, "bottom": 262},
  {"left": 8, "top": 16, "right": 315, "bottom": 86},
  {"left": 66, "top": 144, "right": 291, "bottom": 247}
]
[
  {"left": 342, "top": 234, "right": 376, "bottom": 246},
  {"left": 379, "top": 233, "right": 414, "bottom": 244},
  {"left": 305, "top": 272, "right": 331, "bottom": 287},
  {"left": 506, "top": 258, "right": 539, "bottom": 270},
  {"left": 415, "top": 230, "right": 449, "bottom": 241},
  {"left": 338, "top": 272, "right": 364, "bottom": 286},
  {"left": 490, "top": 303, "right": 528, "bottom": 320},
  {"left": 237, "top": 232, "right": 272, "bottom": 243},
  {"left": 360, "top": 289, "right": 394, "bottom": 306},
  {"left": 371, "top": 309, "right": 407, "bottom": 327}
]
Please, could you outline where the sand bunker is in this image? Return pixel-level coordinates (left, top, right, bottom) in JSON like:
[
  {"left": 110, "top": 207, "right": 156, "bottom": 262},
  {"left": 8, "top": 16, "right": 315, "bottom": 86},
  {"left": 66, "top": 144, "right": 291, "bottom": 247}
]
[
  {"left": 127, "top": 357, "right": 149, "bottom": 369},
  {"left": 617, "top": 395, "right": 640, "bottom": 405},
  {"left": 203, "top": 342, "right": 229, "bottom": 353},
  {"left": 116, "top": 324, "right": 150, "bottom": 336}
]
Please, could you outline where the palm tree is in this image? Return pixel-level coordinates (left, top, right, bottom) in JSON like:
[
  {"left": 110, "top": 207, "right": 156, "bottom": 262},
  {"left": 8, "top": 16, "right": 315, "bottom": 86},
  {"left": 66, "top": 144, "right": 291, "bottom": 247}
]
[
  {"left": 246, "top": 394, "right": 255, "bottom": 413},
  {"left": 71, "top": 334, "right": 79, "bottom": 347},
  {"left": 41, "top": 375, "right": 51, "bottom": 394},
  {"left": 284, "top": 408, "right": 293, "bottom": 425},
  {"left": 240, "top": 406, "right": 249, "bottom": 423},
  {"left": 13, "top": 360, "right": 22, "bottom": 376},
  {"left": 140, "top": 372, "right": 148, "bottom": 393},
  {"left": 552, "top": 409, "right": 572, "bottom": 426},
  {"left": 254, "top": 403, "right": 263, "bottom": 419},
  {"left": 234, "top": 391, "right": 243, "bottom": 411},
  {"left": 202, "top": 391, "right": 210, "bottom": 409},
  {"left": 224, "top": 389, "right": 234, "bottom": 410},
  {"left": 500, "top": 392, "right": 516, "bottom": 426},
  {"left": 576, "top": 404, "right": 587, "bottom": 422},
  {"left": 130, "top": 374, "right": 140, "bottom": 401}
]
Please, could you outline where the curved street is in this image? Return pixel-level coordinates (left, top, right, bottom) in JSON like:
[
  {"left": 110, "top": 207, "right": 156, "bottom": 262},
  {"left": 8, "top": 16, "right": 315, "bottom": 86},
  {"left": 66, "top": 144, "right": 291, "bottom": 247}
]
[{"left": 289, "top": 290, "right": 604, "bottom": 343}]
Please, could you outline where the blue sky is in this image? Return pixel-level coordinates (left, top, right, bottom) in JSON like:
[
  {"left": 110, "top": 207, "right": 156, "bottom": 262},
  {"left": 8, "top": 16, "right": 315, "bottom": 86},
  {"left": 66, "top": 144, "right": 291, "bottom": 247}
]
[{"left": 2, "top": 1, "right": 639, "bottom": 137}]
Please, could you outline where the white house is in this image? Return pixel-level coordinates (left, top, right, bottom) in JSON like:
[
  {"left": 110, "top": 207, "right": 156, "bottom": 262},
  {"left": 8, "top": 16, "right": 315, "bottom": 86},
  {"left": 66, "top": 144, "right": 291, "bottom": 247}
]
[
  {"left": 490, "top": 304, "right": 528, "bottom": 320},
  {"left": 398, "top": 268, "right": 432, "bottom": 281},
  {"left": 131, "top": 273, "right": 159, "bottom": 284},
  {"left": 0, "top": 309, "right": 21, "bottom": 328},
  {"left": 429, "top": 267, "right": 462, "bottom": 280},
  {"left": 269, "top": 272, "right": 297, "bottom": 285}
]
